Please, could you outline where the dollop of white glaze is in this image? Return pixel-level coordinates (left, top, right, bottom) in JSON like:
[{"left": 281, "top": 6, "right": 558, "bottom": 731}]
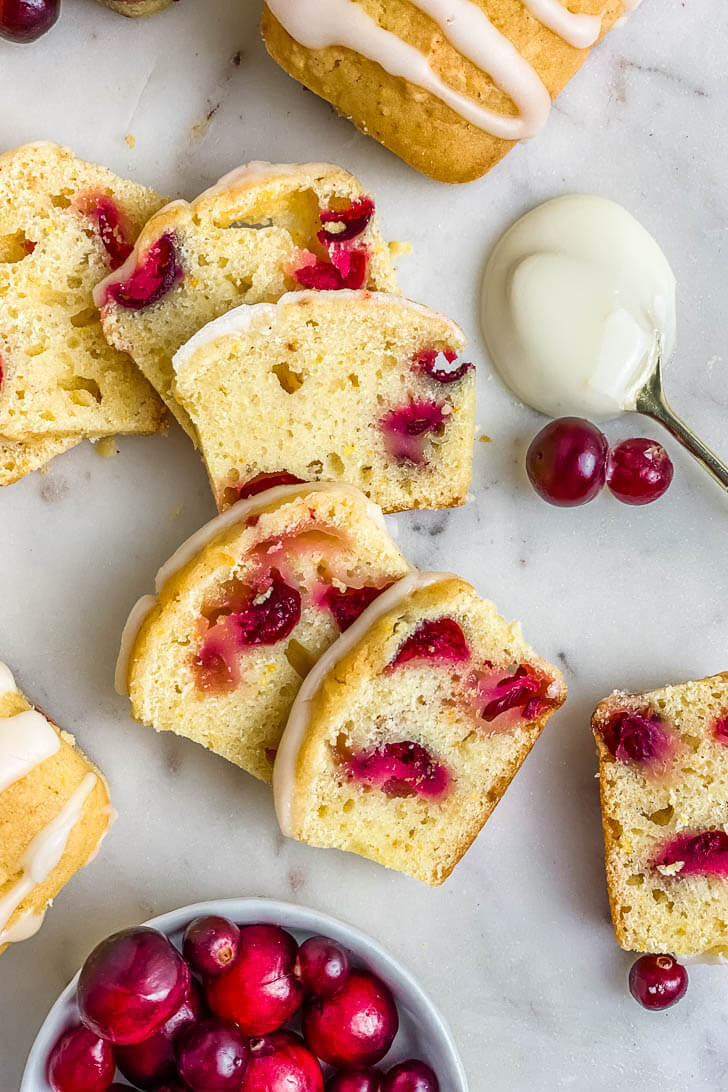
[
  {"left": 0, "top": 662, "right": 17, "bottom": 697},
  {"left": 481, "top": 194, "right": 676, "bottom": 420},
  {"left": 0, "top": 908, "right": 46, "bottom": 946},
  {"left": 273, "top": 570, "right": 456, "bottom": 836},
  {"left": 0, "top": 710, "right": 61, "bottom": 794}
]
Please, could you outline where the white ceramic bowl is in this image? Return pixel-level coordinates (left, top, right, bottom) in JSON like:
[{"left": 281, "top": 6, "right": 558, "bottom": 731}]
[{"left": 22, "top": 897, "right": 468, "bottom": 1091}]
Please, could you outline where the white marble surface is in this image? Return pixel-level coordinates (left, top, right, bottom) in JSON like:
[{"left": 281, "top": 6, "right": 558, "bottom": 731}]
[{"left": 1, "top": 1, "right": 727, "bottom": 1088}]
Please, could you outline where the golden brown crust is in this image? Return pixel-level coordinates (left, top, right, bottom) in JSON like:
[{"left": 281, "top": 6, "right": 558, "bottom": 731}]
[{"left": 262, "top": 0, "right": 624, "bottom": 183}]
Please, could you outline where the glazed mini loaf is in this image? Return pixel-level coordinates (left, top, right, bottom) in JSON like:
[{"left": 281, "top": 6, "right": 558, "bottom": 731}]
[
  {"left": 262, "top": 0, "right": 626, "bottom": 184},
  {"left": 594, "top": 673, "right": 728, "bottom": 955},
  {"left": 95, "top": 162, "right": 398, "bottom": 440},
  {"left": 97, "top": 0, "right": 174, "bottom": 14},
  {"left": 274, "top": 572, "right": 566, "bottom": 884},
  {"left": 0, "top": 142, "right": 166, "bottom": 442},
  {"left": 172, "top": 290, "right": 475, "bottom": 513},
  {"left": 118, "top": 484, "right": 411, "bottom": 784},
  {"left": 0, "top": 662, "right": 113, "bottom": 956}
]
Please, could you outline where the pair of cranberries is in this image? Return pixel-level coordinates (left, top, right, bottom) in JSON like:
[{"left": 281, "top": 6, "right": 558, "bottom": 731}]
[
  {"left": 526, "top": 417, "right": 674, "bottom": 507},
  {"left": 47, "top": 918, "right": 439, "bottom": 1092}
]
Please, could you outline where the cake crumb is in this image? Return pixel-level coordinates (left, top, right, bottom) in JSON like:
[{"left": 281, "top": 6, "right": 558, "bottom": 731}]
[
  {"left": 168, "top": 504, "right": 183, "bottom": 521},
  {"left": 388, "top": 240, "right": 412, "bottom": 260},
  {"left": 125, "top": 134, "right": 136, "bottom": 149},
  {"left": 93, "top": 436, "right": 118, "bottom": 459},
  {"left": 479, "top": 434, "right": 492, "bottom": 443}
]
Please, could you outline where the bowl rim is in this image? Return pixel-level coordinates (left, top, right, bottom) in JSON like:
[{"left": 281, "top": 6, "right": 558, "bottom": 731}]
[{"left": 21, "top": 895, "right": 469, "bottom": 1091}]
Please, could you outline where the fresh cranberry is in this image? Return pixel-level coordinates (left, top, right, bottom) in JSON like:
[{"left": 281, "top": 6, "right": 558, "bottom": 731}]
[
  {"left": 321, "top": 584, "right": 390, "bottom": 632},
  {"left": 0, "top": 0, "right": 59, "bottom": 42},
  {"left": 598, "top": 709, "right": 677, "bottom": 775},
  {"left": 296, "top": 936, "right": 350, "bottom": 998},
  {"left": 232, "top": 472, "right": 304, "bottom": 504},
  {"left": 294, "top": 250, "right": 368, "bottom": 291},
  {"left": 77, "top": 926, "right": 190, "bottom": 1045},
  {"left": 607, "top": 437, "right": 674, "bottom": 505},
  {"left": 177, "top": 1018, "right": 250, "bottom": 1091},
  {"left": 380, "top": 402, "right": 446, "bottom": 464},
  {"left": 47, "top": 1026, "right": 114, "bottom": 1092},
  {"left": 326, "top": 1070, "right": 382, "bottom": 1092},
  {"left": 342, "top": 741, "right": 451, "bottom": 801},
  {"left": 78, "top": 195, "right": 133, "bottom": 270},
  {"left": 303, "top": 971, "right": 398, "bottom": 1068},
  {"left": 628, "top": 954, "right": 688, "bottom": 1010},
  {"left": 714, "top": 715, "right": 728, "bottom": 745},
  {"left": 655, "top": 830, "right": 728, "bottom": 877},
  {"left": 390, "top": 617, "right": 470, "bottom": 668},
  {"left": 108, "top": 233, "right": 182, "bottom": 310},
  {"left": 479, "top": 665, "right": 553, "bottom": 724},
  {"left": 526, "top": 417, "right": 608, "bottom": 507},
  {"left": 318, "top": 198, "right": 375, "bottom": 244},
  {"left": 115, "top": 979, "right": 203, "bottom": 1089},
  {"left": 242, "top": 1031, "right": 324, "bottom": 1091},
  {"left": 206, "top": 924, "right": 304, "bottom": 1036},
  {"left": 382, "top": 1061, "right": 439, "bottom": 1092},
  {"left": 183, "top": 916, "right": 240, "bottom": 977},
  {"left": 414, "top": 349, "right": 473, "bottom": 385}
]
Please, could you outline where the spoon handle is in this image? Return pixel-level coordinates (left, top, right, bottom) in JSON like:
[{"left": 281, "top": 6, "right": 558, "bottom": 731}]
[{"left": 636, "top": 357, "right": 728, "bottom": 493}]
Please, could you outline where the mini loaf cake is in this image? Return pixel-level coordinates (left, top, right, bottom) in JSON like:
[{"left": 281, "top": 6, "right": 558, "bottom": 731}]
[
  {"left": 96, "top": 0, "right": 174, "bottom": 15},
  {"left": 0, "top": 662, "right": 113, "bottom": 956},
  {"left": 118, "top": 484, "right": 411, "bottom": 783},
  {"left": 0, "top": 142, "right": 166, "bottom": 444},
  {"left": 274, "top": 572, "right": 566, "bottom": 884},
  {"left": 594, "top": 674, "right": 728, "bottom": 956},
  {"left": 262, "top": 0, "right": 627, "bottom": 184},
  {"left": 0, "top": 435, "right": 80, "bottom": 488},
  {"left": 95, "top": 162, "right": 398, "bottom": 440},
  {"left": 172, "top": 290, "right": 475, "bottom": 513}
]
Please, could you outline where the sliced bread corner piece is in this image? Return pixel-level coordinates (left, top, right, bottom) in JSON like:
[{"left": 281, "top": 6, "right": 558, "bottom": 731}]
[
  {"left": 593, "top": 673, "right": 728, "bottom": 955},
  {"left": 172, "top": 290, "right": 476, "bottom": 513},
  {"left": 0, "top": 142, "right": 167, "bottom": 441},
  {"left": 118, "top": 483, "right": 411, "bottom": 783},
  {"left": 95, "top": 162, "right": 399, "bottom": 439},
  {"left": 0, "top": 434, "right": 81, "bottom": 488},
  {"left": 274, "top": 572, "right": 565, "bottom": 885}
]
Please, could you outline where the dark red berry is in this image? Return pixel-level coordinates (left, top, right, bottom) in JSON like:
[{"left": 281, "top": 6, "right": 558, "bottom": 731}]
[
  {"left": 380, "top": 402, "right": 446, "bottom": 464},
  {"left": 526, "top": 417, "right": 608, "bottom": 506},
  {"left": 321, "top": 583, "right": 390, "bottom": 632},
  {"left": 326, "top": 1070, "right": 382, "bottom": 1092},
  {"left": 296, "top": 936, "right": 351, "bottom": 998},
  {"left": 206, "top": 924, "right": 304, "bottom": 1036},
  {"left": 319, "top": 198, "right": 375, "bottom": 244},
  {"left": 0, "top": 0, "right": 59, "bottom": 43},
  {"left": 115, "top": 979, "right": 203, "bottom": 1089},
  {"left": 108, "top": 233, "right": 182, "bottom": 310},
  {"left": 390, "top": 617, "right": 470, "bottom": 668},
  {"left": 607, "top": 437, "right": 674, "bottom": 505},
  {"left": 176, "top": 1018, "right": 250, "bottom": 1091},
  {"left": 303, "top": 971, "right": 398, "bottom": 1068},
  {"left": 655, "top": 830, "right": 728, "bottom": 878},
  {"left": 414, "top": 348, "right": 473, "bottom": 384},
  {"left": 628, "top": 954, "right": 688, "bottom": 1010},
  {"left": 342, "top": 741, "right": 451, "bottom": 801},
  {"left": 47, "top": 1025, "right": 114, "bottom": 1092},
  {"left": 382, "top": 1060, "right": 440, "bottom": 1092},
  {"left": 183, "top": 915, "right": 240, "bottom": 977}
]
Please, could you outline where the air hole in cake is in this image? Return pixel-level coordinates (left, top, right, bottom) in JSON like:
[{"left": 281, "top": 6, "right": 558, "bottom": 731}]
[
  {"left": 338, "top": 739, "right": 452, "bottom": 801},
  {"left": 284, "top": 638, "right": 316, "bottom": 678},
  {"left": 319, "top": 582, "right": 392, "bottom": 632},
  {"left": 380, "top": 402, "right": 447, "bottom": 464},
  {"left": 107, "top": 233, "right": 183, "bottom": 310},
  {"left": 0, "top": 230, "right": 36, "bottom": 264},
  {"left": 414, "top": 348, "right": 474, "bottom": 384},
  {"left": 272, "top": 362, "right": 305, "bottom": 393},
  {"left": 389, "top": 617, "right": 470, "bottom": 668},
  {"left": 476, "top": 664, "right": 559, "bottom": 729},
  {"left": 70, "top": 307, "right": 98, "bottom": 328},
  {"left": 645, "top": 806, "right": 674, "bottom": 826},
  {"left": 655, "top": 831, "right": 728, "bottom": 878},
  {"left": 77, "top": 195, "right": 134, "bottom": 270},
  {"left": 598, "top": 708, "right": 680, "bottom": 776}
]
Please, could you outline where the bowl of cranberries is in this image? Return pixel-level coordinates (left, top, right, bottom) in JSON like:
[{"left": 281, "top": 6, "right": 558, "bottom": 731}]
[{"left": 22, "top": 898, "right": 467, "bottom": 1092}]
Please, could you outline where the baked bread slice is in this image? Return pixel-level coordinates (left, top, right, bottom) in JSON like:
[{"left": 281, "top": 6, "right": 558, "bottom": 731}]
[
  {"left": 96, "top": 0, "right": 174, "bottom": 15},
  {"left": 274, "top": 572, "right": 566, "bottom": 884},
  {"left": 0, "top": 435, "right": 80, "bottom": 488},
  {"left": 172, "top": 290, "right": 475, "bottom": 512},
  {"left": 594, "top": 674, "right": 728, "bottom": 956},
  {"left": 95, "top": 162, "right": 398, "bottom": 440},
  {"left": 0, "top": 662, "right": 113, "bottom": 956},
  {"left": 118, "top": 483, "right": 411, "bottom": 783},
  {"left": 262, "top": 0, "right": 625, "bottom": 184},
  {"left": 0, "top": 142, "right": 166, "bottom": 441}
]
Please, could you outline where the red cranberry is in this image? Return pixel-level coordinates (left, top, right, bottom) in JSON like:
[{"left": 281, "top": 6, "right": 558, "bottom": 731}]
[
  {"left": 342, "top": 741, "right": 451, "bottom": 801},
  {"left": 294, "top": 250, "right": 368, "bottom": 291},
  {"left": 177, "top": 1018, "right": 250, "bottom": 1091},
  {"left": 0, "top": 0, "right": 59, "bottom": 42},
  {"left": 321, "top": 583, "right": 390, "bottom": 632},
  {"left": 599, "top": 709, "right": 677, "bottom": 774},
  {"left": 78, "top": 195, "right": 133, "bottom": 270},
  {"left": 628, "top": 954, "right": 688, "bottom": 1010},
  {"left": 526, "top": 417, "right": 608, "bottom": 507},
  {"left": 381, "top": 1061, "right": 439, "bottom": 1092},
  {"left": 655, "top": 830, "right": 728, "bottom": 877},
  {"left": 242, "top": 1031, "right": 323, "bottom": 1091},
  {"left": 326, "top": 1069, "right": 382, "bottom": 1092},
  {"left": 318, "top": 198, "right": 375, "bottom": 244},
  {"left": 206, "top": 924, "right": 304, "bottom": 1036},
  {"left": 115, "top": 979, "right": 203, "bottom": 1089},
  {"left": 233, "top": 472, "right": 304, "bottom": 503},
  {"left": 183, "top": 916, "right": 241, "bottom": 977},
  {"left": 414, "top": 349, "right": 473, "bottom": 385},
  {"left": 108, "top": 233, "right": 182, "bottom": 310},
  {"left": 380, "top": 402, "right": 446, "bottom": 464},
  {"left": 480, "top": 665, "right": 551, "bottom": 724},
  {"left": 77, "top": 926, "right": 190, "bottom": 1045},
  {"left": 296, "top": 936, "right": 350, "bottom": 998},
  {"left": 47, "top": 1025, "right": 114, "bottom": 1092},
  {"left": 607, "top": 437, "right": 674, "bottom": 505},
  {"left": 303, "top": 971, "right": 398, "bottom": 1068},
  {"left": 714, "top": 715, "right": 728, "bottom": 745},
  {"left": 390, "top": 617, "right": 470, "bottom": 668}
]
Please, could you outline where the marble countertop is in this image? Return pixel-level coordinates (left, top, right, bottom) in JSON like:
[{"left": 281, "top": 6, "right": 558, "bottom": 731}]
[{"left": 1, "top": 1, "right": 727, "bottom": 1088}]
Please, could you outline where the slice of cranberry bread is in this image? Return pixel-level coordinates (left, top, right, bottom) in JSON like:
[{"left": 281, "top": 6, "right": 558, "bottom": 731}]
[
  {"left": 172, "top": 290, "right": 475, "bottom": 513},
  {"left": 274, "top": 572, "right": 565, "bottom": 885},
  {"left": 0, "top": 662, "right": 113, "bottom": 956},
  {"left": 96, "top": 0, "right": 174, "bottom": 15},
  {"left": 95, "top": 162, "right": 398, "bottom": 440},
  {"left": 594, "top": 673, "right": 728, "bottom": 956},
  {"left": 0, "top": 434, "right": 80, "bottom": 488},
  {"left": 0, "top": 143, "right": 166, "bottom": 441},
  {"left": 117, "top": 483, "right": 411, "bottom": 784}
]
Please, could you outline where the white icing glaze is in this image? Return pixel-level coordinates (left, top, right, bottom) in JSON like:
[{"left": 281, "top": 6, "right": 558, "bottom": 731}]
[
  {"left": 0, "top": 662, "right": 17, "bottom": 697},
  {"left": 481, "top": 194, "right": 676, "bottom": 420},
  {"left": 273, "top": 570, "right": 455, "bottom": 836},
  {"left": 114, "top": 483, "right": 390, "bottom": 696},
  {"left": 0, "top": 772, "right": 97, "bottom": 935},
  {"left": 521, "top": 0, "right": 602, "bottom": 47},
  {"left": 0, "top": 908, "right": 46, "bottom": 946},
  {"left": 267, "top": 0, "right": 552, "bottom": 141},
  {"left": 197, "top": 160, "right": 350, "bottom": 201},
  {"left": 0, "top": 710, "right": 61, "bottom": 794}
]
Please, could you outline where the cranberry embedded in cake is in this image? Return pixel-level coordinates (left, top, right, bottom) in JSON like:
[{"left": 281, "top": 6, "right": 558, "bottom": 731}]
[
  {"left": 318, "top": 197, "right": 375, "bottom": 243},
  {"left": 293, "top": 197, "right": 374, "bottom": 290},
  {"left": 226, "top": 471, "right": 305, "bottom": 507},
  {"left": 655, "top": 831, "right": 728, "bottom": 879},
  {"left": 320, "top": 583, "right": 392, "bottom": 632},
  {"left": 476, "top": 663, "right": 559, "bottom": 729},
  {"left": 414, "top": 348, "right": 474, "bottom": 384},
  {"left": 77, "top": 194, "right": 134, "bottom": 270},
  {"left": 389, "top": 616, "right": 470, "bottom": 667},
  {"left": 341, "top": 740, "right": 451, "bottom": 801},
  {"left": 380, "top": 402, "right": 447, "bottom": 464},
  {"left": 714, "top": 715, "right": 728, "bottom": 745},
  {"left": 597, "top": 707, "right": 680, "bottom": 777},
  {"left": 108, "top": 233, "right": 183, "bottom": 310}
]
